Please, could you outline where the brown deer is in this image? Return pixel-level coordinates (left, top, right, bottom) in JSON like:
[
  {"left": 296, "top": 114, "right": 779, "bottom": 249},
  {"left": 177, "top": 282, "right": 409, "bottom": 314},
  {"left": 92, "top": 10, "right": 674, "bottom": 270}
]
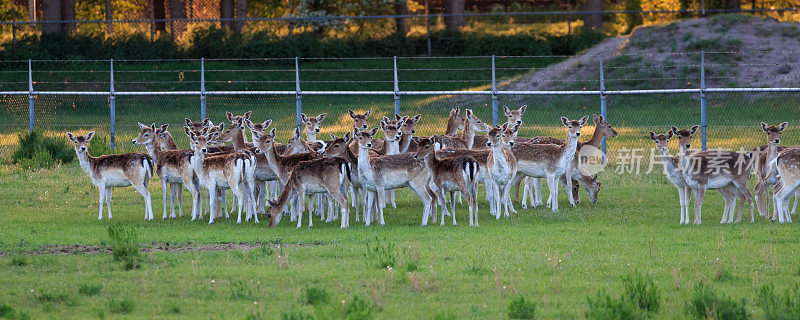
[
  {"left": 379, "top": 116, "right": 405, "bottom": 209},
  {"left": 434, "top": 109, "right": 491, "bottom": 150},
  {"left": 444, "top": 107, "right": 465, "bottom": 135},
  {"left": 68, "top": 131, "right": 154, "bottom": 220},
  {"left": 486, "top": 123, "right": 519, "bottom": 218},
  {"left": 355, "top": 128, "right": 435, "bottom": 226},
  {"left": 764, "top": 148, "right": 800, "bottom": 223},
  {"left": 188, "top": 127, "right": 257, "bottom": 224},
  {"left": 302, "top": 113, "right": 327, "bottom": 142},
  {"left": 321, "top": 132, "right": 369, "bottom": 223},
  {"left": 504, "top": 105, "right": 527, "bottom": 127},
  {"left": 185, "top": 117, "right": 210, "bottom": 134},
  {"left": 752, "top": 122, "right": 788, "bottom": 220},
  {"left": 265, "top": 157, "right": 352, "bottom": 228},
  {"left": 511, "top": 116, "right": 588, "bottom": 213},
  {"left": 397, "top": 114, "right": 422, "bottom": 153},
  {"left": 415, "top": 137, "right": 479, "bottom": 226}
]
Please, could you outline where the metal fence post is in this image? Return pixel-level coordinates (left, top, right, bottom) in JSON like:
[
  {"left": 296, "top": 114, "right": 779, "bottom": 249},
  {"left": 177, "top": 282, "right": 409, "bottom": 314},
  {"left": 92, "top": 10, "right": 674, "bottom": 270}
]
[
  {"left": 200, "top": 58, "right": 207, "bottom": 119},
  {"left": 109, "top": 59, "right": 116, "bottom": 150},
  {"left": 11, "top": 23, "right": 16, "bottom": 49},
  {"left": 295, "top": 57, "right": 302, "bottom": 130},
  {"left": 700, "top": 51, "right": 707, "bottom": 151},
  {"left": 28, "top": 59, "right": 34, "bottom": 133},
  {"left": 491, "top": 55, "right": 499, "bottom": 127},
  {"left": 599, "top": 58, "right": 607, "bottom": 155},
  {"left": 393, "top": 56, "right": 400, "bottom": 116}
]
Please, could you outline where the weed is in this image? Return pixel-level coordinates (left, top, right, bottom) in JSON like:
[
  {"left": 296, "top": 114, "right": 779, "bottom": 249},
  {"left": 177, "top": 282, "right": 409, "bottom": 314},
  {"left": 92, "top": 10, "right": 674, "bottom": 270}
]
[
  {"left": 686, "top": 282, "right": 749, "bottom": 320},
  {"left": 622, "top": 271, "right": 661, "bottom": 313},
  {"left": 280, "top": 309, "right": 309, "bottom": 320},
  {"left": 586, "top": 290, "right": 641, "bottom": 320},
  {"left": 34, "top": 290, "right": 69, "bottom": 303},
  {"left": 0, "top": 303, "right": 14, "bottom": 317},
  {"left": 507, "top": 295, "right": 536, "bottom": 319},
  {"left": 304, "top": 286, "right": 329, "bottom": 306},
  {"left": 757, "top": 283, "right": 800, "bottom": 320},
  {"left": 78, "top": 283, "right": 102, "bottom": 296},
  {"left": 10, "top": 238, "right": 27, "bottom": 266},
  {"left": 364, "top": 239, "right": 398, "bottom": 269},
  {"left": 107, "top": 223, "right": 141, "bottom": 270},
  {"left": 345, "top": 295, "right": 376, "bottom": 320},
  {"left": 229, "top": 280, "right": 255, "bottom": 301},
  {"left": 109, "top": 298, "right": 136, "bottom": 314},
  {"left": 12, "top": 132, "right": 74, "bottom": 169},
  {"left": 164, "top": 300, "right": 181, "bottom": 314},
  {"left": 431, "top": 311, "right": 457, "bottom": 320}
]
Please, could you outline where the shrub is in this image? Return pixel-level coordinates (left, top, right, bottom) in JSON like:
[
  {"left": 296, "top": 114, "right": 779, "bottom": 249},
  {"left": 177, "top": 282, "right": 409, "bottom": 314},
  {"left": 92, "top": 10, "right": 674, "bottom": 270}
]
[
  {"left": 0, "top": 303, "right": 14, "bottom": 317},
  {"left": 586, "top": 290, "right": 641, "bottom": 320},
  {"left": 364, "top": 240, "right": 398, "bottom": 269},
  {"left": 304, "top": 286, "right": 329, "bottom": 306},
  {"left": 508, "top": 295, "right": 536, "bottom": 319},
  {"left": 107, "top": 224, "right": 141, "bottom": 270},
  {"left": 687, "top": 282, "right": 749, "bottom": 320},
  {"left": 12, "top": 132, "right": 74, "bottom": 169},
  {"left": 757, "top": 284, "right": 800, "bottom": 320},
  {"left": 229, "top": 280, "right": 255, "bottom": 301},
  {"left": 431, "top": 311, "right": 457, "bottom": 320},
  {"left": 34, "top": 290, "right": 69, "bottom": 303},
  {"left": 622, "top": 271, "right": 661, "bottom": 313},
  {"left": 78, "top": 283, "right": 102, "bottom": 296},
  {"left": 108, "top": 298, "right": 135, "bottom": 314},
  {"left": 344, "top": 295, "right": 376, "bottom": 320}
]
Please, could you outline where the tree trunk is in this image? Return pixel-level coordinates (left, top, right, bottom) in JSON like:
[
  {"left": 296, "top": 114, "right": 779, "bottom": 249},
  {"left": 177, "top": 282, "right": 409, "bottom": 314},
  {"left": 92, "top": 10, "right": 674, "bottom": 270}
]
[
  {"left": 169, "top": 0, "right": 187, "bottom": 41},
  {"left": 61, "top": 0, "right": 76, "bottom": 33},
  {"left": 220, "top": 0, "right": 234, "bottom": 30},
  {"left": 105, "top": 0, "right": 113, "bottom": 35},
  {"left": 394, "top": 0, "right": 409, "bottom": 37},
  {"left": 444, "top": 0, "right": 464, "bottom": 32},
  {"left": 726, "top": 0, "right": 741, "bottom": 9},
  {"left": 41, "top": 0, "right": 61, "bottom": 34},
  {"left": 153, "top": 0, "right": 166, "bottom": 32},
  {"left": 235, "top": 0, "right": 247, "bottom": 32},
  {"left": 583, "top": 0, "right": 603, "bottom": 31}
]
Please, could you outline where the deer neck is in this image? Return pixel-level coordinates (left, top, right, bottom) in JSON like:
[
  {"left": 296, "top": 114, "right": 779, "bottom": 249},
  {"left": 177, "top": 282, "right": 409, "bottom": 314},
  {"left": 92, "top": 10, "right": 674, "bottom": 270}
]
[
  {"left": 399, "top": 132, "right": 413, "bottom": 153},
  {"left": 560, "top": 133, "right": 580, "bottom": 162},
  {"left": 658, "top": 147, "right": 682, "bottom": 179},
  {"left": 357, "top": 145, "right": 374, "bottom": 176},
  {"left": 264, "top": 140, "right": 282, "bottom": 172},
  {"left": 491, "top": 143, "right": 510, "bottom": 167},
  {"left": 232, "top": 128, "right": 248, "bottom": 150},
  {"left": 385, "top": 137, "right": 400, "bottom": 155},
  {"left": 586, "top": 126, "right": 604, "bottom": 148},
  {"left": 145, "top": 139, "right": 162, "bottom": 161},
  {"left": 445, "top": 118, "right": 461, "bottom": 135},
  {"left": 306, "top": 128, "right": 317, "bottom": 142},
  {"left": 76, "top": 151, "right": 95, "bottom": 178},
  {"left": 161, "top": 134, "right": 178, "bottom": 150},
  {"left": 678, "top": 145, "right": 691, "bottom": 169},
  {"left": 767, "top": 142, "right": 779, "bottom": 162},
  {"left": 461, "top": 123, "right": 477, "bottom": 149}
]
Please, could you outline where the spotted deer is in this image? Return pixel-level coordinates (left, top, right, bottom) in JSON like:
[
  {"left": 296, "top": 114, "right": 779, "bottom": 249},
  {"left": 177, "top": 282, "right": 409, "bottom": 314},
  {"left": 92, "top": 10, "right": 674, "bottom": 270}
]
[
  {"left": 752, "top": 122, "right": 789, "bottom": 219},
  {"left": 681, "top": 136, "right": 754, "bottom": 225},
  {"left": 188, "top": 127, "right": 257, "bottom": 224},
  {"left": 68, "top": 131, "right": 154, "bottom": 220},
  {"left": 185, "top": 117, "right": 210, "bottom": 133},
  {"left": 355, "top": 128, "right": 435, "bottom": 226},
  {"left": 764, "top": 147, "right": 800, "bottom": 223},
  {"left": 132, "top": 123, "right": 201, "bottom": 220},
  {"left": 415, "top": 137, "right": 479, "bottom": 226},
  {"left": 321, "top": 132, "right": 369, "bottom": 223},
  {"left": 504, "top": 105, "right": 527, "bottom": 127},
  {"left": 397, "top": 114, "right": 421, "bottom": 153},
  {"left": 265, "top": 157, "right": 352, "bottom": 228},
  {"left": 511, "top": 116, "right": 588, "bottom": 213},
  {"left": 434, "top": 109, "right": 491, "bottom": 150},
  {"left": 444, "top": 107, "right": 466, "bottom": 135},
  {"left": 349, "top": 109, "right": 372, "bottom": 132},
  {"left": 379, "top": 116, "right": 405, "bottom": 208},
  {"left": 302, "top": 113, "right": 327, "bottom": 142},
  {"left": 486, "top": 123, "right": 519, "bottom": 218}
]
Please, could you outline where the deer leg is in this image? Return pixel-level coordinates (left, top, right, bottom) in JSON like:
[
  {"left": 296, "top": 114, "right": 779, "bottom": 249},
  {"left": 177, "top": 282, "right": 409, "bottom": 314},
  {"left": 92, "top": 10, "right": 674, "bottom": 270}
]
[
  {"left": 791, "top": 191, "right": 799, "bottom": 216},
  {"left": 376, "top": 187, "right": 387, "bottom": 226},
  {"left": 718, "top": 188, "right": 731, "bottom": 224},
  {"left": 521, "top": 177, "right": 530, "bottom": 209},
  {"left": 161, "top": 179, "right": 169, "bottom": 220},
  {"left": 390, "top": 190, "right": 397, "bottom": 208},
  {"left": 105, "top": 187, "right": 112, "bottom": 219},
  {"left": 439, "top": 189, "right": 448, "bottom": 226},
  {"left": 132, "top": 181, "right": 153, "bottom": 221},
  {"left": 97, "top": 186, "right": 106, "bottom": 220},
  {"left": 691, "top": 187, "right": 705, "bottom": 225},
  {"left": 547, "top": 175, "right": 559, "bottom": 213},
  {"left": 514, "top": 178, "right": 522, "bottom": 203},
  {"left": 170, "top": 184, "right": 178, "bottom": 219},
  {"left": 564, "top": 174, "right": 575, "bottom": 208},
  {"left": 532, "top": 178, "right": 543, "bottom": 207},
  {"left": 207, "top": 187, "right": 217, "bottom": 224},
  {"left": 176, "top": 184, "right": 184, "bottom": 217},
  {"left": 188, "top": 181, "right": 200, "bottom": 221},
  {"left": 677, "top": 185, "right": 686, "bottom": 225}
]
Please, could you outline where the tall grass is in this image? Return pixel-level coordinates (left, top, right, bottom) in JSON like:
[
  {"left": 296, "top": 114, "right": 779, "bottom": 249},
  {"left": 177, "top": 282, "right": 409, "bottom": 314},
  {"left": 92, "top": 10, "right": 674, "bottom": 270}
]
[{"left": 107, "top": 224, "right": 141, "bottom": 270}]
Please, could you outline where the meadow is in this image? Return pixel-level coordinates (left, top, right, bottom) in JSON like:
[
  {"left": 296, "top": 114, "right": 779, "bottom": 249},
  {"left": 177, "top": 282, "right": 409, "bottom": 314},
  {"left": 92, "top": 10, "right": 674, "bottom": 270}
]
[{"left": 2, "top": 57, "right": 800, "bottom": 319}]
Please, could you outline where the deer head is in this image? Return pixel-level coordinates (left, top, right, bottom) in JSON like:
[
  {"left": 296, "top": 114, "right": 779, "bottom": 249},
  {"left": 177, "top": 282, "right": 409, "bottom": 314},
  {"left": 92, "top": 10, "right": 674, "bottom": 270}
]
[
  {"left": 504, "top": 105, "right": 527, "bottom": 126},
  {"left": 592, "top": 114, "right": 618, "bottom": 138},
  {"left": 381, "top": 116, "right": 404, "bottom": 142},
  {"left": 561, "top": 115, "right": 588, "bottom": 139},
  {"left": 670, "top": 125, "right": 698, "bottom": 150},
  {"left": 349, "top": 109, "right": 372, "bottom": 131},
  {"left": 132, "top": 122, "right": 157, "bottom": 145},
  {"left": 322, "top": 132, "right": 352, "bottom": 158},
  {"left": 761, "top": 122, "right": 788, "bottom": 145},
  {"left": 67, "top": 131, "right": 95, "bottom": 153},
  {"left": 649, "top": 131, "right": 675, "bottom": 152}
]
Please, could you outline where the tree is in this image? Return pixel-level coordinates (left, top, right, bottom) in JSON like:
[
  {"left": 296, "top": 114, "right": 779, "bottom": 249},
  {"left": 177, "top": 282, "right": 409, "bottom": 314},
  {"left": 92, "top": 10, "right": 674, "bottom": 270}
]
[
  {"left": 584, "top": 0, "right": 603, "bottom": 31},
  {"left": 444, "top": 0, "right": 463, "bottom": 32},
  {"left": 61, "top": 0, "right": 75, "bottom": 33},
  {"left": 235, "top": 0, "right": 247, "bottom": 32},
  {"left": 169, "top": 0, "right": 187, "bottom": 41},
  {"left": 153, "top": 0, "right": 166, "bottom": 32},
  {"left": 41, "top": 0, "right": 61, "bottom": 33},
  {"left": 394, "top": 0, "right": 409, "bottom": 36},
  {"left": 220, "top": 0, "right": 234, "bottom": 30}
]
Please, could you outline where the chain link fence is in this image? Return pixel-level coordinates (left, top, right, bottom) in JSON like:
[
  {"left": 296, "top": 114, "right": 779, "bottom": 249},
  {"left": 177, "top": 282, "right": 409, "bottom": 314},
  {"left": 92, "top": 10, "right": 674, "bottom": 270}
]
[{"left": 2, "top": 53, "right": 800, "bottom": 171}]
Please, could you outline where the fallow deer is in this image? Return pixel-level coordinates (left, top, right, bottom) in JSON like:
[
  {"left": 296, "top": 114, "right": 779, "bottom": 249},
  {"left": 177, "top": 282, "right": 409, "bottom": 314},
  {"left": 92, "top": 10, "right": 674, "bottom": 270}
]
[
  {"left": 444, "top": 107, "right": 465, "bottom": 136},
  {"left": 511, "top": 116, "right": 588, "bottom": 213},
  {"left": 355, "top": 128, "right": 435, "bottom": 226},
  {"left": 397, "top": 114, "right": 421, "bottom": 153},
  {"left": 68, "top": 132, "right": 154, "bottom": 220},
  {"left": 434, "top": 109, "right": 491, "bottom": 150},
  {"left": 415, "top": 137, "right": 479, "bottom": 226},
  {"left": 185, "top": 117, "right": 210, "bottom": 133},
  {"left": 764, "top": 148, "right": 800, "bottom": 223},
  {"left": 188, "top": 127, "right": 257, "bottom": 224},
  {"left": 265, "top": 157, "right": 351, "bottom": 228},
  {"left": 302, "top": 113, "right": 327, "bottom": 142},
  {"left": 504, "top": 105, "right": 527, "bottom": 127},
  {"left": 752, "top": 122, "right": 788, "bottom": 220},
  {"left": 486, "top": 123, "right": 519, "bottom": 218},
  {"left": 321, "top": 132, "right": 369, "bottom": 223},
  {"left": 380, "top": 116, "right": 405, "bottom": 209}
]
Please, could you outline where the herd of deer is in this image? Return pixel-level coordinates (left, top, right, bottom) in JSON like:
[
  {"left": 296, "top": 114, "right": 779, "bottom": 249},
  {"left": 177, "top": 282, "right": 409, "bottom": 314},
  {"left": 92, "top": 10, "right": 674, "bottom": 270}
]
[{"left": 64, "top": 103, "right": 798, "bottom": 227}]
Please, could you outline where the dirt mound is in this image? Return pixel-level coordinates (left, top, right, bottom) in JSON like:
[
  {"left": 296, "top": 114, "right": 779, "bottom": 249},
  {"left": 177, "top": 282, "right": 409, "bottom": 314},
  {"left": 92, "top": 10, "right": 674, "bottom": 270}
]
[
  {"left": 0, "top": 242, "right": 319, "bottom": 256},
  {"left": 508, "top": 14, "right": 800, "bottom": 90}
]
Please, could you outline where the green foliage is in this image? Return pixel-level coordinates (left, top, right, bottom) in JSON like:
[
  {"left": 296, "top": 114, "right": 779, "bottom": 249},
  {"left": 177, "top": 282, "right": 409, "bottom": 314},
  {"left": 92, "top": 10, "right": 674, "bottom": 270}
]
[
  {"left": 507, "top": 295, "right": 536, "bottom": 319},
  {"left": 34, "top": 290, "right": 69, "bottom": 303},
  {"left": 108, "top": 298, "right": 135, "bottom": 314},
  {"left": 757, "top": 284, "right": 800, "bottom": 320},
  {"left": 107, "top": 224, "right": 141, "bottom": 270},
  {"left": 586, "top": 289, "right": 641, "bottom": 320},
  {"left": 430, "top": 311, "right": 457, "bottom": 320},
  {"left": 78, "top": 283, "right": 102, "bottom": 296},
  {"left": 622, "top": 271, "right": 661, "bottom": 313},
  {"left": 0, "top": 303, "right": 29, "bottom": 320},
  {"left": 0, "top": 29, "right": 604, "bottom": 60},
  {"left": 364, "top": 240, "right": 398, "bottom": 269},
  {"left": 304, "top": 286, "right": 330, "bottom": 306},
  {"left": 229, "top": 280, "right": 255, "bottom": 301},
  {"left": 12, "top": 132, "right": 74, "bottom": 169},
  {"left": 343, "top": 295, "right": 376, "bottom": 320},
  {"left": 624, "top": 0, "right": 644, "bottom": 34},
  {"left": 0, "top": 303, "right": 14, "bottom": 317},
  {"left": 687, "top": 282, "right": 749, "bottom": 320}
]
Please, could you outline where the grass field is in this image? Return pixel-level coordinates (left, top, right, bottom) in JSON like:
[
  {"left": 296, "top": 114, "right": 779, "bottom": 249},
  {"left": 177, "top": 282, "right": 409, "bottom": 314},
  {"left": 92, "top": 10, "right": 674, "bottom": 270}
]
[{"left": 3, "top": 57, "right": 800, "bottom": 319}]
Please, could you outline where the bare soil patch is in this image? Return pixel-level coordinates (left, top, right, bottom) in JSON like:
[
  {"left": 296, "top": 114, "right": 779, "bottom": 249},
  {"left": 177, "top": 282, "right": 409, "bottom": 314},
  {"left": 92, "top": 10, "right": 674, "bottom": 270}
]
[{"left": 0, "top": 242, "right": 320, "bottom": 257}]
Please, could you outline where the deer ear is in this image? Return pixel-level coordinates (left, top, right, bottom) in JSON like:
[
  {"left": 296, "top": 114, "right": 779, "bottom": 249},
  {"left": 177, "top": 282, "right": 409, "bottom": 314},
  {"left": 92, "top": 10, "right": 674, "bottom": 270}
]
[
  {"left": 561, "top": 117, "right": 569, "bottom": 127},
  {"left": 161, "top": 124, "right": 169, "bottom": 131},
  {"left": 466, "top": 109, "right": 473, "bottom": 117},
  {"left": 348, "top": 109, "right": 356, "bottom": 119},
  {"left": 226, "top": 111, "right": 234, "bottom": 121},
  {"left": 395, "top": 114, "right": 402, "bottom": 120},
  {"left": 86, "top": 131, "right": 95, "bottom": 141},
  {"left": 329, "top": 133, "right": 337, "bottom": 140},
  {"left": 269, "top": 128, "right": 276, "bottom": 138},
  {"left": 365, "top": 108, "right": 372, "bottom": 118},
  {"left": 579, "top": 115, "right": 589, "bottom": 125},
  {"left": 244, "top": 119, "right": 253, "bottom": 129},
  {"left": 779, "top": 122, "right": 788, "bottom": 131},
  {"left": 649, "top": 131, "right": 657, "bottom": 141},
  {"left": 244, "top": 111, "right": 252, "bottom": 120},
  {"left": 381, "top": 120, "right": 387, "bottom": 131},
  {"left": 504, "top": 106, "right": 510, "bottom": 117},
  {"left": 599, "top": 115, "right": 604, "bottom": 123},
  {"left": 667, "top": 131, "right": 674, "bottom": 139},
  {"left": 183, "top": 126, "right": 191, "bottom": 137},
  {"left": 67, "top": 132, "right": 76, "bottom": 143},
  {"left": 671, "top": 126, "right": 678, "bottom": 134},
  {"left": 317, "top": 113, "right": 326, "bottom": 123},
  {"left": 293, "top": 127, "right": 301, "bottom": 137},
  {"left": 138, "top": 122, "right": 149, "bottom": 130},
  {"left": 218, "top": 122, "right": 225, "bottom": 131},
  {"left": 413, "top": 114, "right": 421, "bottom": 122},
  {"left": 383, "top": 116, "right": 390, "bottom": 123},
  {"left": 690, "top": 125, "right": 699, "bottom": 134},
  {"left": 412, "top": 136, "right": 420, "bottom": 143},
  {"left": 262, "top": 119, "right": 272, "bottom": 128},
  {"left": 592, "top": 114, "right": 600, "bottom": 124},
  {"left": 761, "top": 122, "right": 769, "bottom": 132},
  {"left": 344, "top": 131, "right": 351, "bottom": 141},
  {"left": 301, "top": 113, "right": 308, "bottom": 122},
  {"left": 202, "top": 118, "right": 210, "bottom": 127},
  {"left": 185, "top": 118, "right": 192, "bottom": 126},
  {"left": 370, "top": 127, "right": 379, "bottom": 136},
  {"left": 518, "top": 105, "right": 527, "bottom": 114},
  {"left": 200, "top": 127, "right": 208, "bottom": 135},
  {"left": 150, "top": 123, "right": 156, "bottom": 131}
]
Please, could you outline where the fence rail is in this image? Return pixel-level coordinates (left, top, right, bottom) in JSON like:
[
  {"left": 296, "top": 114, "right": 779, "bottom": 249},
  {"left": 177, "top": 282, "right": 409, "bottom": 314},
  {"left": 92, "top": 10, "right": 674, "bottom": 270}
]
[{"left": 2, "top": 53, "right": 799, "bottom": 155}]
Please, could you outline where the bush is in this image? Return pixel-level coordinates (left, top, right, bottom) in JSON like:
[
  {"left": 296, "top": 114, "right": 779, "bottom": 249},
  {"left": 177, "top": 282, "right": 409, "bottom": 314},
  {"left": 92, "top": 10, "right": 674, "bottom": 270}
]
[
  {"left": 304, "top": 286, "right": 329, "bottom": 306},
  {"left": 586, "top": 271, "right": 661, "bottom": 319},
  {"left": 508, "top": 295, "right": 536, "bottom": 319},
  {"left": 108, "top": 298, "right": 135, "bottom": 314},
  {"left": 622, "top": 271, "right": 661, "bottom": 313},
  {"left": 364, "top": 240, "right": 398, "bottom": 269},
  {"left": 757, "top": 284, "right": 800, "bottom": 320},
  {"left": 344, "top": 295, "right": 376, "bottom": 320},
  {"left": 12, "top": 132, "right": 74, "bottom": 169},
  {"left": 586, "top": 290, "right": 641, "bottom": 320},
  {"left": 687, "top": 282, "right": 749, "bottom": 320},
  {"left": 78, "top": 283, "right": 102, "bottom": 296},
  {"left": 107, "top": 224, "right": 141, "bottom": 270},
  {"left": 229, "top": 280, "right": 255, "bottom": 301}
]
